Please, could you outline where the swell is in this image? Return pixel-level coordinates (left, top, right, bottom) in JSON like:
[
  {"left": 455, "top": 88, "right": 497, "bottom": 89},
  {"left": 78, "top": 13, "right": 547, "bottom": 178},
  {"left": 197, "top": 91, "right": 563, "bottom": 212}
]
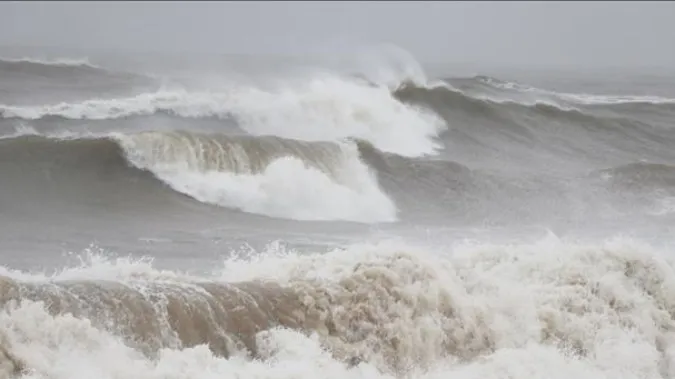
[
  {"left": 0, "top": 57, "right": 134, "bottom": 80},
  {"left": 0, "top": 57, "right": 160, "bottom": 108},
  {"left": 394, "top": 81, "right": 674, "bottom": 131},
  {"left": 0, "top": 132, "right": 343, "bottom": 185},
  {"left": 393, "top": 82, "right": 675, "bottom": 170},
  {"left": 9, "top": 80, "right": 673, "bottom": 167},
  {"left": 4, "top": 76, "right": 673, "bottom": 121},
  {"left": 464, "top": 74, "right": 675, "bottom": 107},
  {"left": 9, "top": 74, "right": 674, "bottom": 172},
  {"left": 592, "top": 162, "right": 675, "bottom": 190},
  {"left": 0, "top": 133, "right": 180, "bottom": 218},
  {"left": 0, "top": 56, "right": 99, "bottom": 69},
  {"left": 3, "top": 131, "right": 675, "bottom": 226}
]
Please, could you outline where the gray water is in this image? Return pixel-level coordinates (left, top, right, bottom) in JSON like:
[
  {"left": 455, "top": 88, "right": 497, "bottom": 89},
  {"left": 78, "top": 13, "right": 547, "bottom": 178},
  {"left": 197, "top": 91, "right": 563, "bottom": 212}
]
[
  {"left": 2, "top": 48, "right": 675, "bottom": 379},
  {"left": 2, "top": 50, "right": 675, "bottom": 269}
]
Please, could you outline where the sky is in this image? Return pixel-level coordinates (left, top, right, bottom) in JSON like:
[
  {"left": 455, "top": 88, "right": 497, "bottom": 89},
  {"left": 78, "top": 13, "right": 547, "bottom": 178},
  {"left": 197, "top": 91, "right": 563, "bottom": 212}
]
[{"left": 1, "top": 1, "right": 675, "bottom": 70}]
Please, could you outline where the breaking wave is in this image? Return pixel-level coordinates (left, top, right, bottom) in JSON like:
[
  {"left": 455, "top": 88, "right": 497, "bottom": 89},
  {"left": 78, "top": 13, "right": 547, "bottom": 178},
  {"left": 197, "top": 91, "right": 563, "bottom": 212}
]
[
  {"left": 0, "top": 132, "right": 396, "bottom": 223},
  {"left": 5, "top": 46, "right": 675, "bottom": 379},
  {"left": 1, "top": 75, "right": 446, "bottom": 158},
  {"left": 1, "top": 238, "right": 675, "bottom": 378}
]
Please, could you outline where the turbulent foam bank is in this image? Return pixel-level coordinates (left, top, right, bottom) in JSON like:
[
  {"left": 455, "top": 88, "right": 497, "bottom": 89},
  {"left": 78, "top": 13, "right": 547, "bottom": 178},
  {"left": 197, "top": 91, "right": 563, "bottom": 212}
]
[{"left": 1, "top": 239, "right": 675, "bottom": 378}]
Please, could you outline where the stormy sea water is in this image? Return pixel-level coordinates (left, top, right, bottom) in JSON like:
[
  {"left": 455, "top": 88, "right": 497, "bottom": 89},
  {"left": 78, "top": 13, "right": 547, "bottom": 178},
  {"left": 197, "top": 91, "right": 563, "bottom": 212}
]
[{"left": 1, "top": 47, "right": 675, "bottom": 379}]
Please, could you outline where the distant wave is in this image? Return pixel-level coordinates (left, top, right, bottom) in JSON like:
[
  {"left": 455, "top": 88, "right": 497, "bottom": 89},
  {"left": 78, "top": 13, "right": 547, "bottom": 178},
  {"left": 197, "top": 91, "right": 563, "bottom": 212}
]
[
  {"left": 1, "top": 238, "right": 674, "bottom": 376},
  {"left": 394, "top": 81, "right": 675, "bottom": 156},
  {"left": 0, "top": 56, "right": 157, "bottom": 102},
  {"left": 394, "top": 81, "right": 603, "bottom": 121},
  {"left": 6, "top": 76, "right": 675, "bottom": 172},
  {"left": 474, "top": 75, "right": 675, "bottom": 106},
  {"left": 0, "top": 132, "right": 396, "bottom": 223},
  {"left": 5, "top": 83, "right": 584, "bottom": 122},
  {"left": 0, "top": 56, "right": 98, "bottom": 68},
  {"left": 4, "top": 66, "right": 675, "bottom": 224},
  {"left": 593, "top": 162, "right": 675, "bottom": 189},
  {"left": 0, "top": 56, "right": 107, "bottom": 79},
  {"left": 1, "top": 76, "right": 446, "bottom": 158}
]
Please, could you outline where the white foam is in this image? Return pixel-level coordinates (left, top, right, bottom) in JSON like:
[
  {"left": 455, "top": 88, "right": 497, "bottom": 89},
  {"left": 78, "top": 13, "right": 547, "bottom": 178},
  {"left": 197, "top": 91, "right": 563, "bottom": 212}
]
[
  {"left": 219, "top": 75, "right": 445, "bottom": 157},
  {"left": 216, "top": 237, "right": 675, "bottom": 377},
  {"left": 1, "top": 237, "right": 675, "bottom": 378},
  {"left": 0, "top": 90, "right": 216, "bottom": 120},
  {"left": 120, "top": 138, "right": 397, "bottom": 223},
  {"left": 1, "top": 73, "right": 445, "bottom": 158}
]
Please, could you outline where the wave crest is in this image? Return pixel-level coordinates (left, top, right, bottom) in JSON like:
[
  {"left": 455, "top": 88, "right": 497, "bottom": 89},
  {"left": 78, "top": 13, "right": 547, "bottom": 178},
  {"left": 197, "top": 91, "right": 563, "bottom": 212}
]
[{"left": 1, "top": 71, "right": 446, "bottom": 158}]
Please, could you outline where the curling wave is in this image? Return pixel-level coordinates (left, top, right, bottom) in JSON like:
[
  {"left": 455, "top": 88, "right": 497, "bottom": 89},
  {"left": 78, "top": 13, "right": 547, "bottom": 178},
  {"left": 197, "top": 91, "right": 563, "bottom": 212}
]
[{"left": 0, "top": 131, "right": 397, "bottom": 223}]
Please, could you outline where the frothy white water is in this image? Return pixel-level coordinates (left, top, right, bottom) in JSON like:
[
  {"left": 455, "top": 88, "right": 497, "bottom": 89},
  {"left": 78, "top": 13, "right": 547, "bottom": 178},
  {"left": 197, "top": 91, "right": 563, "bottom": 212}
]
[
  {"left": 0, "top": 73, "right": 445, "bottom": 158},
  {"left": 478, "top": 76, "right": 675, "bottom": 106},
  {"left": 0, "top": 56, "right": 97, "bottom": 68},
  {"left": 143, "top": 155, "right": 396, "bottom": 223},
  {"left": 0, "top": 125, "right": 40, "bottom": 140},
  {"left": 218, "top": 75, "right": 445, "bottom": 157},
  {"left": 116, "top": 133, "right": 397, "bottom": 223},
  {"left": 218, "top": 237, "right": 675, "bottom": 378},
  {"left": 1, "top": 237, "right": 675, "bottom": 379}
]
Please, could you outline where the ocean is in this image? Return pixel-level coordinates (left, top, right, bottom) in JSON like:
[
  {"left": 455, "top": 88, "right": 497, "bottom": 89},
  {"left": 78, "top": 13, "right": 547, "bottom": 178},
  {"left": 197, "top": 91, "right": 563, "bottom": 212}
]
[{"left": 1, "top": 48, "right": 675, "bottom": 379}]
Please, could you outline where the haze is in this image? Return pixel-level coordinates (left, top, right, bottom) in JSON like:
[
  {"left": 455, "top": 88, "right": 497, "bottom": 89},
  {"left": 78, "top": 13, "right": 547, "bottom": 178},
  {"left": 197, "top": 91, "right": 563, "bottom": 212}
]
[{"left": 1, "top": 1, "right": 675, "bottom": 70}]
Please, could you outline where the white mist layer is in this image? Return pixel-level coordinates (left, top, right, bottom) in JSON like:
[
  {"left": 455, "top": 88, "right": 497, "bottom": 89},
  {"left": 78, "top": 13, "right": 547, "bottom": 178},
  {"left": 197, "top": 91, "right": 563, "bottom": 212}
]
[
  {"left": 117, "top": 135, "right": 397, "bottom": 223},
  {"left": 1, "top": 237, "right": 675, "bottom": 379},
  {"left": 0, "top": 74, "right": 445, "bottom": 158}
]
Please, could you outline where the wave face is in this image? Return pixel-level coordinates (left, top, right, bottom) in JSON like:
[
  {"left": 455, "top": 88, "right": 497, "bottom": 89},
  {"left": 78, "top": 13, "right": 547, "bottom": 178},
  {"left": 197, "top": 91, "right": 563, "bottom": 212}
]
[
  {"left": 2, "top": 239, "right": 675, "bottom": 378},
  {"left": 392, "top": 78, "right": 675, "bottom": 174},
  {"left": 0, "top": 132, "right": 396, "bottom": 223}
]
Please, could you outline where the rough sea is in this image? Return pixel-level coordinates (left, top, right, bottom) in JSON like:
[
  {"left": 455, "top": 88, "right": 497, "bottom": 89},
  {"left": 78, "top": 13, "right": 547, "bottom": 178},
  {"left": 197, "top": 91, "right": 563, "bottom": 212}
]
[{"left": 1, "top": 46, "right": 675, "bottom": 379}]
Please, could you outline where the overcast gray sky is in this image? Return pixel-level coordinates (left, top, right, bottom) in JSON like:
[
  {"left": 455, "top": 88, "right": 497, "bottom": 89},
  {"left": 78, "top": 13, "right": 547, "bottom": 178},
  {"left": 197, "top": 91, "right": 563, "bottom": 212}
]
[{"left": 1, "top": 1, "right": 675, "bottom": 69}]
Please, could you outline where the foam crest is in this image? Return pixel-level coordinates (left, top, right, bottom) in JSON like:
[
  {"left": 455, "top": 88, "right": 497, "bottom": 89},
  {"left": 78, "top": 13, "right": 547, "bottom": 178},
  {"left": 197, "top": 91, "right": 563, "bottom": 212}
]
[
  {"left": 221, "top": 75, "right": 445, "bottom": 157},
  {"left": 0, "top": 90, "right": 221, "bottom": 120},
  {"left": 115, "top": 131, "right": 344, "bottom": 176},
  {"left": 478, "top": 76, "right": 675, "bottom": 105}
]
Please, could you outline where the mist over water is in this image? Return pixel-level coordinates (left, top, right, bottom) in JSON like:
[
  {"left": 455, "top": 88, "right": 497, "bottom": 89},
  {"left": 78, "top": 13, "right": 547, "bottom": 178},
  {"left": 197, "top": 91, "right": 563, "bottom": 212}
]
[{"left": 2, "top": 45, "right": 675, "bottom": 379}]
